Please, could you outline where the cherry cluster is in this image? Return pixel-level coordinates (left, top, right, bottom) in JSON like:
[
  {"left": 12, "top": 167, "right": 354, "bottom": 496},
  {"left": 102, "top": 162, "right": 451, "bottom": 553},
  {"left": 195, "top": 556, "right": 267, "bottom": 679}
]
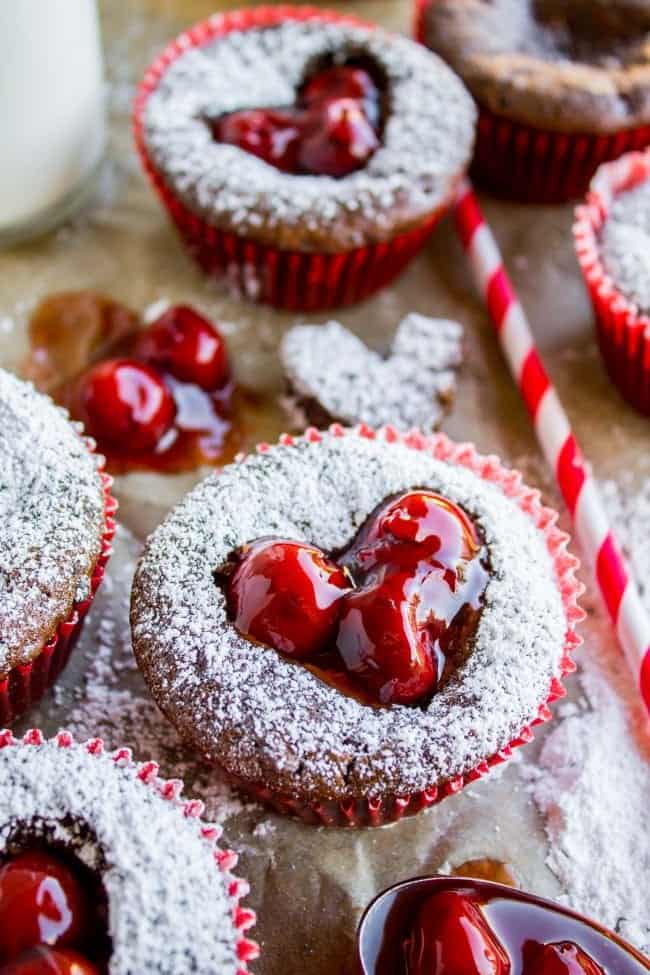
[
  {"left": 77, "top": 305, "right": 230, "bottom": 455},
  {"left": 211, "top": 64, "right": 382, "bottom": 177},
  {"left": 404, "top": 891, "right": 605, "bottom": 975},
  {"left": 0, "top": 851, "right": 103, "bottom": 975},
  {"left": 226, "top": 490, "right": 489, "bottom": 706}
]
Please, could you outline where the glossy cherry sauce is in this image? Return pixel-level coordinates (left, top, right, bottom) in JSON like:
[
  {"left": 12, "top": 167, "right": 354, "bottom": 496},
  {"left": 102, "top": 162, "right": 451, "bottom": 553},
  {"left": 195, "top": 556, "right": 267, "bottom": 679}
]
[{"left": 356, "top": 878, "right": 650, "bottom": 975}]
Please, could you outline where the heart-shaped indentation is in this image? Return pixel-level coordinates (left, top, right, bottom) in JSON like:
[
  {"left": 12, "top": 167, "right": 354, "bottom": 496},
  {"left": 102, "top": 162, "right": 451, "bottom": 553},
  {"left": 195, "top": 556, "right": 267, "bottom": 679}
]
[
  {"left": 208, "top": 63, "right": 383, "bottom": 178},
  {"left": 221, "top": 489, "right": 487, "bottom": 707},
  {"left": 281, "top": 314, "right": 463, "bottom": 432}
]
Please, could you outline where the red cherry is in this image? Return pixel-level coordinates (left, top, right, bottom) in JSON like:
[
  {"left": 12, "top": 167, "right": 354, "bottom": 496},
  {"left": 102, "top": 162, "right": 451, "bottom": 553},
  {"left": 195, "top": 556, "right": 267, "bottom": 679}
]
[
  {"left": 78, "top": 358, "right": 176, "bottom": 452},
  {"left": 298, "top": 98, "right": 379, "bottom": 177},
  {"left": 335, "top": 569, "right": 439, "bottom": 705},
  {"left": 522, "top": 941, "right": 605, "bottom": 975},
  {"left": 226, "top": 539, "right": 352, "bottom": 659},
  {"left": 300, "top": 65, "right": 380, "bottom": 126},
  {"left": 404, "top": 891, "right": 511, "bottom": 975},
  {"left": 134, "top": 305, "right": 230, "bottom": 392},
  {"left": 0, "top": 852, "right": 88, "bottom": 962},
  {"left": 344, "top": 491, "right": 482, "bottom": 578},
  {"left": 0, "top": 948, "right": 99, "bottom": 975},
  {"left": 212, "top": 108, "right": 302, "bottom": 172}
]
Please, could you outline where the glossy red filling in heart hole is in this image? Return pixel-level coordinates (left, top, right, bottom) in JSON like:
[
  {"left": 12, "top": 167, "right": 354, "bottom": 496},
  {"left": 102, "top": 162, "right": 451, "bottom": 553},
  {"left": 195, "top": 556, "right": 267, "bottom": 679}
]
[
  {"left": 222, "top": 490, "right": 489, "bottom": 707},
  {"left": 0, "top": 846, "right": 110, "bottom": 975},
  {"left": 208, "top": 61, "right": 385, "bottom": 178}
]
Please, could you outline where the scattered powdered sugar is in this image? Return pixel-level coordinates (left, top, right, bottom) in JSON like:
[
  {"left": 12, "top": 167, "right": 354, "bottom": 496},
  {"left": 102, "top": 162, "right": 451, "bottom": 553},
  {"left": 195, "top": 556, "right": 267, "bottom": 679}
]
[
  {"left": 281, "top": 314, "right": 463, "bottom": 431},
  {"left": 143, "top": 20, "right": 476, "bottom": 250},
  {"left": 0, "top": 369, "right": 105, "bottom": 674},
  {"left": 131, "top": 432, "right": 568, "bottom": 803},
  {"left": 601, "top": 179, "right": 650, "bottom": 315},
  {"left": 52, "top": 525, "right": 248, "bottom": 827},
  {"left": 524, "top": 477, "right": 650, "bottom": 956},
  {"left": 0, "top": 739, "right": 241, "bottom": 975}
]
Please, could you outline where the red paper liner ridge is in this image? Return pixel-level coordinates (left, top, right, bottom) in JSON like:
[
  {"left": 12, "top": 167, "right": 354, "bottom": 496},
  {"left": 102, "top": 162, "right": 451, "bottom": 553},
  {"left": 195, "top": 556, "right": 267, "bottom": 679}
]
[
  {"left": 133, "top": 6, "right": 451, "bottom": 310},
  {"left": 574, "top": 149, "right": 650, "bottom": 415},
  {"left": 413, "top": 0, "right": 650, "bottom": 204},
  {"left": 218, "top": 424, "right": 585, "bottom": 828},
  {"left": 0, "top": 438, "right": 117, "bottom": 726},
  {"left": 0, "top": 728, "right": 259, "bottom": 973}
]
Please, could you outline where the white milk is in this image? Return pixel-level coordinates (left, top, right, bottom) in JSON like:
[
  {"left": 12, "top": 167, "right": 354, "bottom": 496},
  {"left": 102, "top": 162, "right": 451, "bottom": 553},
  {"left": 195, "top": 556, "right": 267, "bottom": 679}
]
[{"left": 0, "top": 0, "right": 105, "bottom": 241}]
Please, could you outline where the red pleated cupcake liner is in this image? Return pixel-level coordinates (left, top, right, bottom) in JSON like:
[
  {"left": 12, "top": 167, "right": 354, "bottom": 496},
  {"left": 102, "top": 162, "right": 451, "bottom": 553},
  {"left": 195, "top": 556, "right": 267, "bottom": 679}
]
[
  {"left": 0, "top": 729, "right": 259, "bottom": 973},
  {"left": 413, "top": 0, "right": 650, "bottom": 204},
  {"left": 574, "top": 150, "right": 650, "bottom": 415},
  {"left": 133, "top": 5, "right": 451, "bottom": 311},
  {"left": 0, "top": 439, "right": 117, "bottom": 726},
  {"left": 217, "top": 423, "right": 584, "bottom": 828}
]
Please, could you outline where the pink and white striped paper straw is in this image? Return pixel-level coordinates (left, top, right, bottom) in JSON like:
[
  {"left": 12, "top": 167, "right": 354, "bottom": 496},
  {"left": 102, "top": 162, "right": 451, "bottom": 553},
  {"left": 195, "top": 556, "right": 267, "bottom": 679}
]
[{"left": 454, "top": 180, "right": 650, "bottom": 716}]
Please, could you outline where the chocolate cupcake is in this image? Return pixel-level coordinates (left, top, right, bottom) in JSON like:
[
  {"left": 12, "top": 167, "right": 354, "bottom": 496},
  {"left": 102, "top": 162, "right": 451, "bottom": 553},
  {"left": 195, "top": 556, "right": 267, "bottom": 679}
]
[
  {"left": 131, "top": 427, "right": 583, "bottom": 828},
  {"left": 0, "top": 729, "right": 259, "bottom": 973},
  {"left": 0, "top": 369, "right": 115, "bottom": 725},
  {"left": 417, "top": 0, "right": 650, "bottom": 202},
  {"left": 134, "top": 6, "right": 476, "bottom": 310}
]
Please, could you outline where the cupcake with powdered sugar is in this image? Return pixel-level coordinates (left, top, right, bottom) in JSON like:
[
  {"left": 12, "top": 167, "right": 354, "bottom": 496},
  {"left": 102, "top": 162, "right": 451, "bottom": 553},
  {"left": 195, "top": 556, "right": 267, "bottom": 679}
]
[
  {"left": 134, "top": 6, "right": 476, "bottom": 310},
  {"left": 130, "top": 426, "right": 583, "bottom": 828}
]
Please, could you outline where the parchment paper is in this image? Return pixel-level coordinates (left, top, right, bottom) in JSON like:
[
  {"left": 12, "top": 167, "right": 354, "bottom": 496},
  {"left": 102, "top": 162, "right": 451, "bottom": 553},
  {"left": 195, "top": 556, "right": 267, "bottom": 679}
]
[{"left": 1, "top": 2, "right": 648, "bottom": 973}]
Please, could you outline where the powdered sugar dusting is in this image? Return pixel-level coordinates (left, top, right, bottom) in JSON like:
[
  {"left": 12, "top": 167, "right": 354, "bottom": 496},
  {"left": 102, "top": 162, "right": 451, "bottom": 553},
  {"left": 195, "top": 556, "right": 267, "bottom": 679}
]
[
  {"left": 0, "top": 738, "right": 241, "bottom": 974},
  {"left": 601, "top": 179, "right": 650, "bottom": 316},
  {"left": 143, "top": 19, "right": 476, "bottom": 251},
  {"left": 131, "top": 432, "right": 567, "bottom": 803},
  {"left": 53, "top": 525, "right": 248, "bottom": 827},
  {"left": 281, "top": 314, "right": 463, "bottom": 431},
  {"left": 525, "top": 477, "right": 650, "bottom": 956},
  {"left": 0, "top": 369, "right": 105, "bottom": 674}
]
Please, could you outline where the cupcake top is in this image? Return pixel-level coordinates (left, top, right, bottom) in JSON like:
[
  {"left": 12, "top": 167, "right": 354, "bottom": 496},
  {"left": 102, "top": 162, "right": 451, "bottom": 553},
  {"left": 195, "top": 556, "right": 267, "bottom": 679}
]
[
  {"left": 0, "top": 733, "right": 254, "bottom": 975},
  {"left": 142, "top": 16, "right": 476, "bottom": 251},
  {"left": 281, "top": 314, "right": 463, "bottom": 431},
  {"left": 600, "top": 176, "right": 650, "bottom": 315},
  {"left": 0, "top": 370, "right": 106, "bottom": 677},
  {"left": 421, "top": 0, "right": 650, "bottom": 132},
  {"left": 131, "top": 430, "right": 575, "bottom": 804}
]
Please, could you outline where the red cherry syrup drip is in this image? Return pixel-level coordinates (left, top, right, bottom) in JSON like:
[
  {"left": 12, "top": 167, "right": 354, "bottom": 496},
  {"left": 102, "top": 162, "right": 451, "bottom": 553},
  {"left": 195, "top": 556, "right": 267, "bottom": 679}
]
[
  {"left": 210, "top": 62, "right": 383, "bottom": 178},
  {"left": 223, "top": 491, "right": 489, "bottom": 707},
  {"left": 362, "top": 879, "right": 649, "bottom": 975},
  {"left": 0, "top": 849, "right": 107, "bottom": 975},
  {"left": 25, "top": 293, "right": 249, "bottom": 475}
]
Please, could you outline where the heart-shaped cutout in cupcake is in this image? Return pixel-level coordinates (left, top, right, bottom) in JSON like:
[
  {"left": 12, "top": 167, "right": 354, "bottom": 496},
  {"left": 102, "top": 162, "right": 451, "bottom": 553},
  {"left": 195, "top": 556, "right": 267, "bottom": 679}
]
[{"left": 281, "top": 313, "right": 463, "bottom": 432}]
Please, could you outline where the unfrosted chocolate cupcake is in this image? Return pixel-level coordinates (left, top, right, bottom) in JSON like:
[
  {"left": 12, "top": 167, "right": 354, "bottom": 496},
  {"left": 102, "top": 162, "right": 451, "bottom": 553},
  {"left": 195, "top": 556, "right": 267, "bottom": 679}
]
[
  {"left": 0, "top": 369, "right": 115, "bottom": 725},
  {"left": 417, "top": 0, "right": 650, "bottom": 202},
  {"left": 134, "top": 7, "right": 476, "bottom": 309}
]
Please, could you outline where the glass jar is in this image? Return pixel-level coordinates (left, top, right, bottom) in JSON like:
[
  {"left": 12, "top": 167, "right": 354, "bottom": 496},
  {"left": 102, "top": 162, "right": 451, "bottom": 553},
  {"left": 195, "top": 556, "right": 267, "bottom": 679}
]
[{"left": 0, "top": 0, "right": 105, "bottom": 245}]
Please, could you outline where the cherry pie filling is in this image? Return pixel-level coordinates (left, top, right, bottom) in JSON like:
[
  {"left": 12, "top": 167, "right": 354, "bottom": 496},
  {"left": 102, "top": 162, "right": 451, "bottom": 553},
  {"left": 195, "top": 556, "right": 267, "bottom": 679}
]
[
  {"left": 221, "top": 490, "right": 490, "bottom": 707},
  {"left": 208, "top": 61, "right": 386, "bottom": 178},
  {"left": 366, "top": 880, "right": 644, "bottom": 975},
  {"left": 0, "top": 846, "right": 110, "bottom": 975},
  {"left": 25, "top": 295, "right": 246, "bottom": 474}
]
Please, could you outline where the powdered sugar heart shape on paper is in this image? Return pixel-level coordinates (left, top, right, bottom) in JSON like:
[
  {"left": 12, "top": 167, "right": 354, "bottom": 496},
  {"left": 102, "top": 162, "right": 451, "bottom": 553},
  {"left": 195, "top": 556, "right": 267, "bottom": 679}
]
[{"left": 281, "top": 313, "right": 463, "bottom": 432}]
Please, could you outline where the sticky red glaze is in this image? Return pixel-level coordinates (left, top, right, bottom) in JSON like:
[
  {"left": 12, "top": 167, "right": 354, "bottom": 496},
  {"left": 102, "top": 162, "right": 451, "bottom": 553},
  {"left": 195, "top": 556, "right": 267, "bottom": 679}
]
[
  {"left": 298, "top": 98, "right": 379, "bottom": 178},
  {"left": 78, "top": 358, "right": 176, "bottom": 452},
  {"left": 227, "top": 539, "right": 352, "bottom": 659},
  {"left": 0, "top": 853, "right": 89, "bottom": 962},
  {"left": 301, "top": 65, "right": 380, "bottom": 126},
  {"left": 522, "top": 941, "right": 606, "bottom": 975},
  {"left": 133, "top": 305, "right": 230, "bottom": 392},
  {"left": 335, "top": 570, "right": 440, "bottom": 705},
  {"left": 0, "top": 948, "right": 100, "bottom": 975},
  {"left": 210, "top": 63, "right": 382, "bottom": 177},
  {"left": 226, "top": 492, "right": 488, "bottom": 705},
  {"left": 404, "top": 891, "right": 511, "bottom": 975},
  {"left": 211, "top": 108, "right": 302, "bottom": 173}
]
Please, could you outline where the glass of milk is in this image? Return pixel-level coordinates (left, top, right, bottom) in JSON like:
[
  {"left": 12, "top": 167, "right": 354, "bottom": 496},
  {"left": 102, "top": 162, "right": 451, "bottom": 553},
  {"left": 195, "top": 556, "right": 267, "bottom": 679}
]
[{"left": 0, "top": 0, "right": 105, "bottom": 244}]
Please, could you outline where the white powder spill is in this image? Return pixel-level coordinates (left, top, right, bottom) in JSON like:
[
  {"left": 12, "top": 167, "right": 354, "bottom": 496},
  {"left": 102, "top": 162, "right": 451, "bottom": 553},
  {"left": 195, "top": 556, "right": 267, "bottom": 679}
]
[{"left": 524, "top": 477, "right": 650, "bottom": 955}]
